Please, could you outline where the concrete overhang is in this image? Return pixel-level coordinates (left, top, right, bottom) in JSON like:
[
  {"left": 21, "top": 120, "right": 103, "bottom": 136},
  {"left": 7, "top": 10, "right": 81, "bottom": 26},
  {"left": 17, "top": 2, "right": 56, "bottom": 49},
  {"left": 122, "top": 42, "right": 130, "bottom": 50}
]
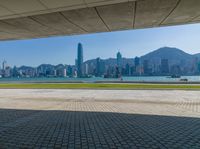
[{"left": 0, "top": 0, "right": 199, "bottom": 40}]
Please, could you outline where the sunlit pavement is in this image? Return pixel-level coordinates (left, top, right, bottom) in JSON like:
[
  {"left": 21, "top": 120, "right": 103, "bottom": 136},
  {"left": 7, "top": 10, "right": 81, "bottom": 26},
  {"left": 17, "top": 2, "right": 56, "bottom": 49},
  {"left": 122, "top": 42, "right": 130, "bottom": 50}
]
[{"left": 0, "top": 89, "right": 200, "bottom": 148}]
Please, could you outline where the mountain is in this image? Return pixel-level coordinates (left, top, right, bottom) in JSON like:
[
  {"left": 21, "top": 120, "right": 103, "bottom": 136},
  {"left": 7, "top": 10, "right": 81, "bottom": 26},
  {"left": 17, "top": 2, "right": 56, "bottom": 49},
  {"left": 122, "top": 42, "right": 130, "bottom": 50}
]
[
  {"left": 18, "top": 65, "right": 35, "bottom": 70},
  {"left": 140, "top": 47, "right": 195, "bottom": 67},
  {"left": 84, "top": 47, "right": 198, "bottom": 68}
]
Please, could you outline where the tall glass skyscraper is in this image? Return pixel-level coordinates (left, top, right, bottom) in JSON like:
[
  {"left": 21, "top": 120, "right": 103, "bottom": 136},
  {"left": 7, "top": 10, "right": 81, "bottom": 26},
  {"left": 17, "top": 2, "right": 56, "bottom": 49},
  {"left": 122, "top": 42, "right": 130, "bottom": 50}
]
[
  {"left": 117, "top": 52, "right": 122, "bottom": 67},
  {"left": 77, "top": 43, "right": 83, "bottom": 77},
  {"left": 2, "top": 60, "right": 7, "bottom": 70}
]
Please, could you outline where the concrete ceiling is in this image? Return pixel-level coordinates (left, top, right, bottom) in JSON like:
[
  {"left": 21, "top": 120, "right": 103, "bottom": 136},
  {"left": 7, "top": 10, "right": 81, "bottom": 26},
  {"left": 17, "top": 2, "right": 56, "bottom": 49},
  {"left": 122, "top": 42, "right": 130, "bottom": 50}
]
[{"left": 0, "top": 0, "right": 199, "bottom": 40}]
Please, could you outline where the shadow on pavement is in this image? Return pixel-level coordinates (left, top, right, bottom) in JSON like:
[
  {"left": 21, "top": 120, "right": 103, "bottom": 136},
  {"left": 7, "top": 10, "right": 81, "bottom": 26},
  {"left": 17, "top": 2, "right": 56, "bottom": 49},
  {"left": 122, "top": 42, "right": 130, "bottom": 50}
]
[{"left": 0, "top": 109, "right": 199, "bottom": 148}]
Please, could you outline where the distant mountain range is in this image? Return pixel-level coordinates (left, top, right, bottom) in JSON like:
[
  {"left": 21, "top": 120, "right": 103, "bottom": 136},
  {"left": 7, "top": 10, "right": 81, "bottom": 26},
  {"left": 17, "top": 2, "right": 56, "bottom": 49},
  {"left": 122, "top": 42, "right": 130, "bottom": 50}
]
[
  {"left": 84, "top": 47, "right": 200, "bottom": 67},
  {"left": 140, "top": 47, "right": 200, "bottom": 68},
  {"left": 142, "top": 47, "right": 194, "bottom": 61}
]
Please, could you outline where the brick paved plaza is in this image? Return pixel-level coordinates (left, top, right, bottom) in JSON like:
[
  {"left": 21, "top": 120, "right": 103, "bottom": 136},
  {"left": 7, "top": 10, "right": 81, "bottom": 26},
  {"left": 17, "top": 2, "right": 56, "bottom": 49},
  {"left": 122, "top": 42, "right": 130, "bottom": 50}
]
[{"left": 0, "top": 89, "right": 200, "bottom": 148}]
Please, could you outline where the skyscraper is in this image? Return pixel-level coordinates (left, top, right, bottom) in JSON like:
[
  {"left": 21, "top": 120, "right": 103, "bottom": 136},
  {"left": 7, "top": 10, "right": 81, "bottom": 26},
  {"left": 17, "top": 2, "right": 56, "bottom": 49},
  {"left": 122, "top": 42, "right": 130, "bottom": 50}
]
[
  {"left": 77, "top": 43, "right": 83, "bottom": 77},
  {"left": 134, "top": 57, "right": 140, "bottom": 67},
  {"left": 143, "top": 60, "right": 149, "bottom": 75},
  {"left": 134, "top": 57, "right": 140, "bottom": 75},
  {"left": 2, "top": 60, "right": 7, "bottom": 70},
  {"left": 63, "top": 68, "right": 67, "bottom": 77},
  {"left": 117, "top": 52, "right": 122, "bottom": 67},
  {"left": 161, "top": 59, "right": 169, "bottom": 74},
  {"left": 84, "top": 63, "right": 89, "bottom": 75},
  {"left": 67, "top": 66, "right": 73, "bottom": 77},
  {"left": 125, "top": 63, "right": 131, "bottom": 76},
  {"left": 96, "top": 57, "right": 101, "bottom": 77}
]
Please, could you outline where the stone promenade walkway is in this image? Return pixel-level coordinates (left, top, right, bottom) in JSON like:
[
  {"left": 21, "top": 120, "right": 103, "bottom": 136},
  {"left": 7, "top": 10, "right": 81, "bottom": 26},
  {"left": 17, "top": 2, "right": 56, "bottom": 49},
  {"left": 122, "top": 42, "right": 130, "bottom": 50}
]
[{"left": 0, "top": 89, "right": 200, "bottom": 148}]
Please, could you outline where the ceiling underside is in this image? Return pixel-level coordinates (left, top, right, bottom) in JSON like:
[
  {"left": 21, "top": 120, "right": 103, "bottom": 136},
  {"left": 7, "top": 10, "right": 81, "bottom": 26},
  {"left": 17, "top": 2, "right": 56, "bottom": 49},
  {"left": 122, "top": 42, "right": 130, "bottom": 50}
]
[{"left": 0, "top": 0, "right": 199, "bottom": 40}]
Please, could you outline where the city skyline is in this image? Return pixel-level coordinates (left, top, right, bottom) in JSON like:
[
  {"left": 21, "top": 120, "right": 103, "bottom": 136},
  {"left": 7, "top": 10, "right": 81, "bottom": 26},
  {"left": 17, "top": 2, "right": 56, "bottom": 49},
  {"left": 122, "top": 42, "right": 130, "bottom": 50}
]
[
  {"left": 1, "top": 45, "right": 200, "bottom": 79},
  {"left": 1, "top": 45, "right": 199, "bottom": 68},
  {"left": 0, "top": 23, "right": 200, "bottom": 67}
]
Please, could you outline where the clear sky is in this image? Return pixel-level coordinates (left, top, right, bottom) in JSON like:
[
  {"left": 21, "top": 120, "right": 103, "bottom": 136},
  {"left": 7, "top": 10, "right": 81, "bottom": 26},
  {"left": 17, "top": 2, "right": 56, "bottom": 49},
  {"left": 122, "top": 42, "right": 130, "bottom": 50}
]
[{"left": 0, "top": 23, "right": 200, "bottom": 67}]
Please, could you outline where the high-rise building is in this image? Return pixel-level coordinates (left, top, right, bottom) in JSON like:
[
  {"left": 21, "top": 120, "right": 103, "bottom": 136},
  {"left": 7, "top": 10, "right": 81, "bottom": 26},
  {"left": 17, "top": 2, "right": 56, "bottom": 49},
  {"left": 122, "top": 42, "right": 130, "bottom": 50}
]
[
  {"left": 84, "top": 63, "right": 89, "bottom": 75},
  {"left": 2, "top": 60, "right": 7, "bottom": 70},
  {"left": 67, "top": 66, "right": 73, "bottom": 77},
  {"left": 4, "top": 66, "right": 11, "bottom": 77},
  {"left": 117, "top": 52, "right": 122, "bottom": 67},
  {"left": 134, "top": 57, "right": 140, "bottom": 67},
  {"left": 125, "top": 63, "right": 131, "bottom": 76},
  {"left": 115, "top": 66, "right": 121, "bottom": 78},
  {"left": 161, "top": 59, "right": 169, "bottom": 74},
  {"left": 54, "top": 69, "right": 57, "bottom": 77},
  {"left": 134, "top": 57, "right": 140, "bottom": 75},
  {"left": 170, "top": 65, "right": 181, "bottom": 75},
  {"left": 63, "top": 68, "right": 67, "bottom": 77},
  {"left": 88, "top": 62, "right": 95, "bottom": 75},
  {"left": 143, "top": 60, "right": 149, "bottom": 75},
  {"left": 77, "top": 43, "right": 83, "bottom": 77},
  {"left": 96, "top": 57, "right": 101, "bottom": 77},
  {"left": 12, "top": 66, "right": 19, "bottom": 77}
]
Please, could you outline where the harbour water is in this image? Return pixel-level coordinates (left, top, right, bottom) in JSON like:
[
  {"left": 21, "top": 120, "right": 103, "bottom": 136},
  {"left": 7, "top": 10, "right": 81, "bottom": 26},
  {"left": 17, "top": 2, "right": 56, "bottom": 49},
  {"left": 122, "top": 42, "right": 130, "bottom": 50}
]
[{"left": 0, "top": 76, "right": 200, "bottom": 83}]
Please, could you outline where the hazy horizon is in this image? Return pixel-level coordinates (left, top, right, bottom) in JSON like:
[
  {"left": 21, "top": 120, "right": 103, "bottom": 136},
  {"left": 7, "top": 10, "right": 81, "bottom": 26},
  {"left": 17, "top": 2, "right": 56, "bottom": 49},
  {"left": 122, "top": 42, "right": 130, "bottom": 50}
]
[{"left": 1, "top": 23, "right": 200, "bottom": 67}]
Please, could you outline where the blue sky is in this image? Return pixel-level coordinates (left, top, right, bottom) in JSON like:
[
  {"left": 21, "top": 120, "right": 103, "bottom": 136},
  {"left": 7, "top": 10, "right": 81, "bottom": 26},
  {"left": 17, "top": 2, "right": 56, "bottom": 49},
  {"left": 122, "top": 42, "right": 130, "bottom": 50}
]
[{"left": 0, "top": 23, "right": 200, "bottom": 67}]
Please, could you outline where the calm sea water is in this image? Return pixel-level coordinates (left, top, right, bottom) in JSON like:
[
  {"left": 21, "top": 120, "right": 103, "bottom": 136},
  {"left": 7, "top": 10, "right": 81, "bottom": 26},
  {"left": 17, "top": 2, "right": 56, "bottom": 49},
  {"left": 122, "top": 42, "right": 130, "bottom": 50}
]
[{"left": 0, "top": 76, "right": 200, "bottom": 83}]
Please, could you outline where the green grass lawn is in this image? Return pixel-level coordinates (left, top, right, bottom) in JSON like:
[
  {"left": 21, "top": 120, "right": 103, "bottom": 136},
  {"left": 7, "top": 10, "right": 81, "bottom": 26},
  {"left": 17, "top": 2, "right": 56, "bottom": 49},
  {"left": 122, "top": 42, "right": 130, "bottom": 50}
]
[{"left": 0, "top": 83, "right": 200, "bottom": 90}]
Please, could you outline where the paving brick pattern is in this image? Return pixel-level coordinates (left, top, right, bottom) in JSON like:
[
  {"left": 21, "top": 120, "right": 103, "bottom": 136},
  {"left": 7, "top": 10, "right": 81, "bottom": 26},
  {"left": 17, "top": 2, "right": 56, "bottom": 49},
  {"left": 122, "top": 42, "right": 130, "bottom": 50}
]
[{"left": 0, "top": 95, "right": 200, "bottom": 148}]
